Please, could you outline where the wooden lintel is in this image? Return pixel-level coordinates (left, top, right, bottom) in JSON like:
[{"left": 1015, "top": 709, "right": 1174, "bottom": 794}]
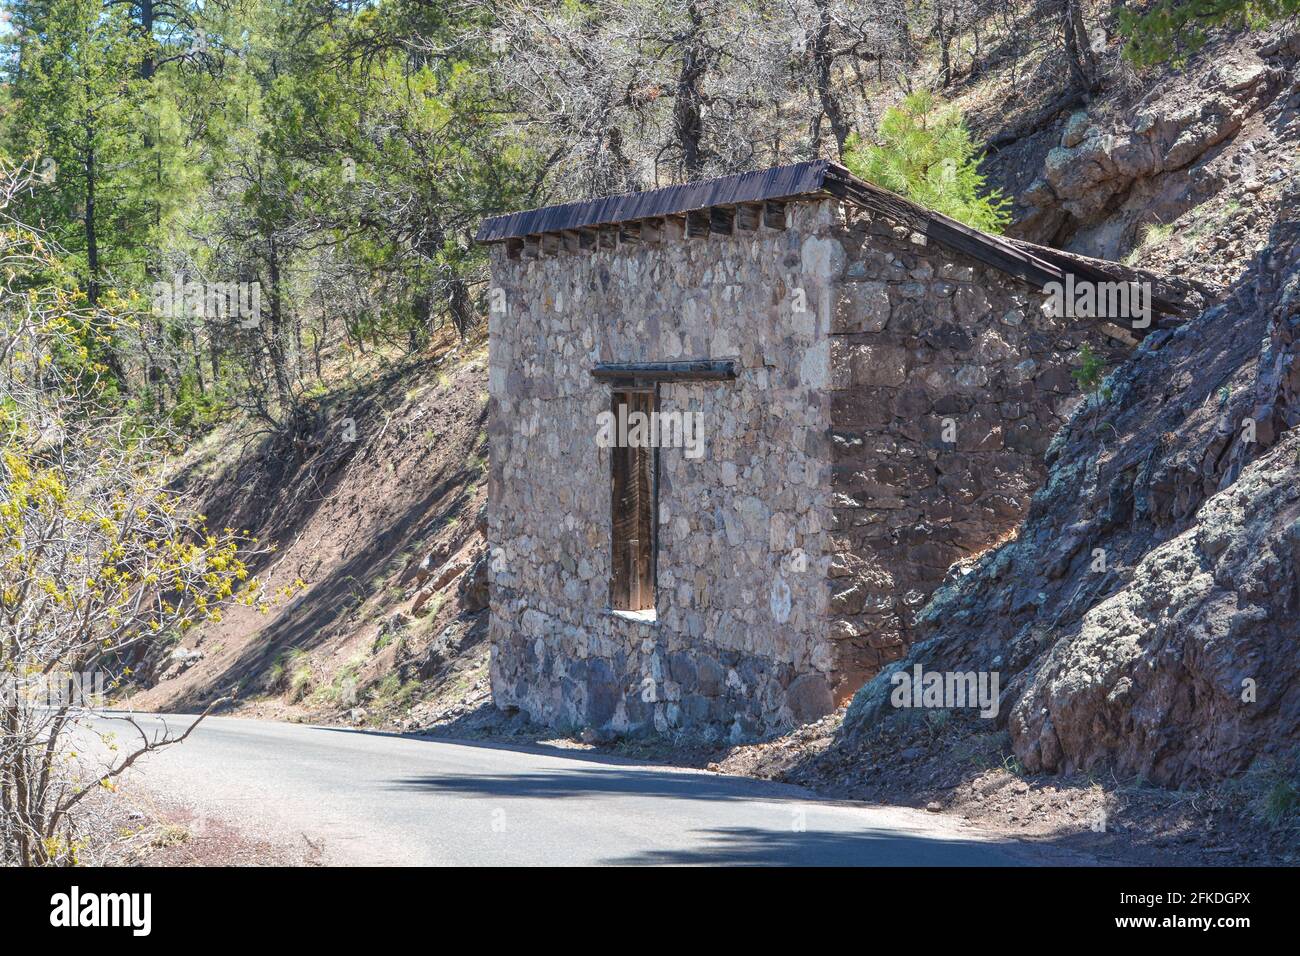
[{"left": 592, "top": 360, "right": 737, "bottom": 383}]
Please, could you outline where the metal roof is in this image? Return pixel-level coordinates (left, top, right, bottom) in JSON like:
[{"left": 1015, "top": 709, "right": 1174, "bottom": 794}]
[
  {"left": 474, "top": 160, "right": 1201, "bottom": 322},
  {"left": 475, "top": 160, "right": 832, "bottom": 243}
]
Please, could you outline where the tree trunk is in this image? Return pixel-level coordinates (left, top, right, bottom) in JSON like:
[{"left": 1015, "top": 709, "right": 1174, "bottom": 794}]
[
  {"left": 190, "top": 325, "right": 206, "bottom": 396},
  {"left": 1063, "top": 0, "right": 1098, "bottom": 97},
  {"left": 266, "top": 235, "right": 293, "bottom": 412},
  {"left": 934, "top": 1, "right": 953, "bottom": 88},
  {"left": 672, "top": 3, "right": 707, "bottom": 178},
  {"left": 139, "top": 0, "right": 155, "bottom": 80},
  {"left": 82, "top": 125, "right": 127, "bottom": 385},
  {"left": 446, "top": 269, "right": 472, "bottom": 340},
  {"left": 810, "top": 0, "right": 849, "bottom": 158},
  {"left": 83, "top": 139, "right": 99, "bottom": 307}
]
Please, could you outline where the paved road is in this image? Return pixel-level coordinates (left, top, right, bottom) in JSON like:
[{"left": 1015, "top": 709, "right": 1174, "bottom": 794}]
[{"left": 84, "top": 713, "right": 1079, "bottom": 866}]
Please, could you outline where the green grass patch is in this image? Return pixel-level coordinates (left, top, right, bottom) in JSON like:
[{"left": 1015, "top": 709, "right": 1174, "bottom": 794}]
[
  {"left": 1123, "top": 221, "right": 1175, "bottom": 265},
  {"left": 287, "top": 650, "right": 314, "bottom": 703}
]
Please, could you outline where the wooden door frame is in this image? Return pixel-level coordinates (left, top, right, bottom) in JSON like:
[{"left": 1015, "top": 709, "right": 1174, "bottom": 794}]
[{"left": 608, "top": 385, "right": 658, "bottom": 612}]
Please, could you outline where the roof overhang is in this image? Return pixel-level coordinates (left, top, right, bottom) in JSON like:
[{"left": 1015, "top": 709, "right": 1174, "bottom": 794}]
[
  {"left": 476, "top": 160, "right": 1210, "bottom": 329},
  {"left": 476, "top": 161, "right": 831, "bottom": 243}
]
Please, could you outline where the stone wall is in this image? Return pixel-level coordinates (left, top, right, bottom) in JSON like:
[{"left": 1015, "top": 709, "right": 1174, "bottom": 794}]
[
  {"left": 487, "top": 203, "right": 841, "bottom": 742},
  {"left": 486, "top": 197, "right": 1125, "bottom": 738},
  {"left": 825, "top": 207, "right": 1124, "bottom": 701}
]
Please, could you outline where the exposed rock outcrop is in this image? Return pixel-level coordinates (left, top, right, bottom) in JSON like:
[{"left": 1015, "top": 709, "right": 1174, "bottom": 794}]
[
  {"left": 457, "top": 550, "right": 490, "bottom": 614},
  {"left": 846, "top": 178, "right": 1300, "bottom": 786},
  {"left": 996, "top": 30, "right": 1300, "bottom": 266},
  {"left": 1036, "top": 59, "right": 1281, "bottom": 222}
]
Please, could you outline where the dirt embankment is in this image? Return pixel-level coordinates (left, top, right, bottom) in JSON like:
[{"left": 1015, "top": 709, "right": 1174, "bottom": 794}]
[{"left": 128, "top": 342, "right": 493, "bottom": 731}]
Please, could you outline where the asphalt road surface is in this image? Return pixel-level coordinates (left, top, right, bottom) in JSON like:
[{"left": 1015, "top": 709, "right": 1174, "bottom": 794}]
[{"left": 85, "top": 713, "right": 1086, "bottom": 866}]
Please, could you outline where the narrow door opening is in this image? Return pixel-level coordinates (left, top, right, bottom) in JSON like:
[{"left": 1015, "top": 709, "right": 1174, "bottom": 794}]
[{"left": 609, "top": 388, "right": 656, "bottom": 612}]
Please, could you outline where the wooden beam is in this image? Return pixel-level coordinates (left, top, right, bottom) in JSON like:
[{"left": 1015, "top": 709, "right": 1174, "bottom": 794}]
[
  {"left": 686, "top": 210, "right": 711, "bottom": 239},
  {"left": 609, "top": 389, "right": 656, "bottom": 612},
  {"left": 710, "top": 206, "right": 734, "bottom": 235},
  {"left": 735, "top": 204, "right": 762, "bottom": 231},
  {"left": 1007, "top": 236, "right": 1206, "bottom": 319},
  {"left": 820, "top": 170, "right": 1063, "bottom": 289},
  {"left": 925, "top": 217, "right": 1060, "bottom": 288},
  {"left": 592, "top": 360, "right": 737, "bottom": 383}
]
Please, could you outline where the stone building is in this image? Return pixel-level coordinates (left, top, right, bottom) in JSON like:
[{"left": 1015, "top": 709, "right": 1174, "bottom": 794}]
[{"left": 476, "top": 159, "right": 1185, "bottom": 741}]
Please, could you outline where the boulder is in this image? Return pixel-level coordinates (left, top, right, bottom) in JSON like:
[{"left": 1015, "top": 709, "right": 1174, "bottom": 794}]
[{"left": 787, "top": 674, "right": 835, "bottom": 723}]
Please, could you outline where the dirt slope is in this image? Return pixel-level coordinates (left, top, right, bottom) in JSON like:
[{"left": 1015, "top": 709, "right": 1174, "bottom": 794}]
[{"left": 129, "top": 343, "right": 491, "bottom": 729}]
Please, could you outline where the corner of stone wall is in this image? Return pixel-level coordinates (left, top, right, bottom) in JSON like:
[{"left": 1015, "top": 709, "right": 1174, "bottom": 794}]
[{"left": 821, "top": 207, "right": 1126, "bottom": 704}]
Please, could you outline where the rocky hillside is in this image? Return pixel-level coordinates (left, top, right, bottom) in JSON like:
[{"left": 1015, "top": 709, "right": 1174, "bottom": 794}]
[
  {"left": 843, "top": 154, "right": 1300, "bottom": 788},
  {"left": 978, "top": 30, "right": 1299, "bottom": 286},
  {"left": 827, "top": 26, "right": 1300, "bottom": 789},
  {"left": 714, "top": 28, "right": 1300, "bottom": 846}
]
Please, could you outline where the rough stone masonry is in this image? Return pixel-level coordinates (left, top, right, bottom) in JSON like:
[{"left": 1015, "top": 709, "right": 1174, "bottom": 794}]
[{"left": 479, "top": 162, "right": 1149, "bottom": 742}]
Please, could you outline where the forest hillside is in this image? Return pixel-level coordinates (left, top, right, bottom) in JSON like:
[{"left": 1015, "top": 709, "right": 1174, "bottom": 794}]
[{"left": 3, "top": 0, "right": 1299, "bottom": 867}]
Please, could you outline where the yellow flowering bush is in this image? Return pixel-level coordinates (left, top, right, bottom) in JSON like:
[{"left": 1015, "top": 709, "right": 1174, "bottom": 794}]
[{"left": 0, "top": 163, "right": 272, "bottom": 866}]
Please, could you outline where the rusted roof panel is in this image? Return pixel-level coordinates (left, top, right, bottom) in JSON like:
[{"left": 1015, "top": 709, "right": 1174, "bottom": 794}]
[{"left": 475, "top": 160, "right": 831, "bottom": 242}]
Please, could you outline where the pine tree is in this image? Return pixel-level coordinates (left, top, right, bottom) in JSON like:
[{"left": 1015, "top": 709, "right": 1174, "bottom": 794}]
[
  {"left": 6, "top": 0, "right": 153, "bottom": 302},
  {"left": 1121, "top": 0, "right": 1300, "bottom": 67},
  {"left": 843, "top": 91, "right": 1011, "bottom": 234}
]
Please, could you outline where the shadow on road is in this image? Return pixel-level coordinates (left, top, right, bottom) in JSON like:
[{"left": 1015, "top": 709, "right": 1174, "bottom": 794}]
[
  {"left": 598, "top": 825, "right": 1019, "bottom": 866},
  {"left": 386, "top": 762, "right": 994, "bottom": 824},
  {"left": 306, "top": 722, "right": 722, "bottom": 771},
  {"left": 391, "top": 764, "right": 815, "bottom": 802}
]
